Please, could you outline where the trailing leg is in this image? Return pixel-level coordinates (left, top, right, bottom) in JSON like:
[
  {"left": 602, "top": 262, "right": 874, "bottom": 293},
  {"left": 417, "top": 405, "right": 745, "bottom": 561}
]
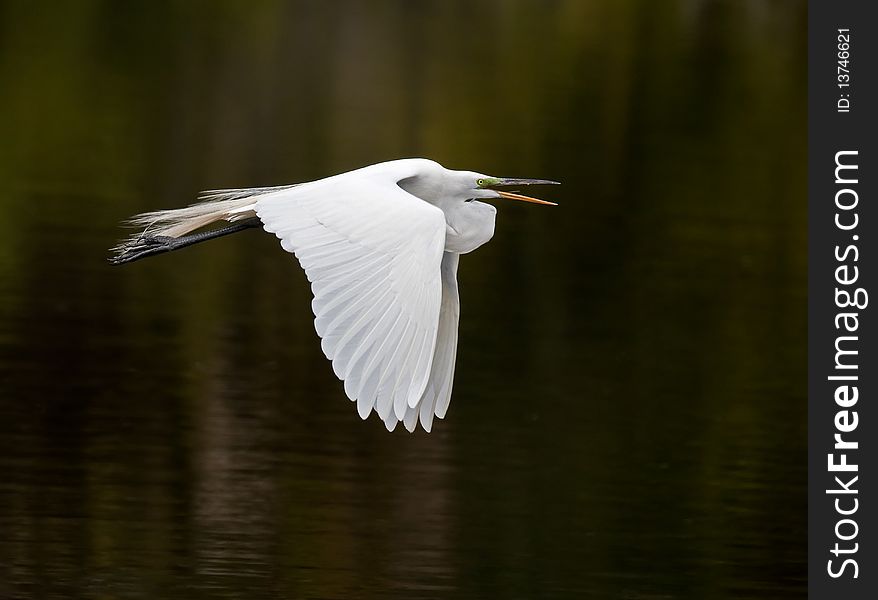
[{"left": 109, "top": 217, "right": 262, "bottom": 265}]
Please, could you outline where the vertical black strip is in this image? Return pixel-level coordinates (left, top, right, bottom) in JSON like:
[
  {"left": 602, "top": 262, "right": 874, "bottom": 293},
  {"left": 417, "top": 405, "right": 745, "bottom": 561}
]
[{"left": 809, "top": 1, "right": 877, "bottom": 597}]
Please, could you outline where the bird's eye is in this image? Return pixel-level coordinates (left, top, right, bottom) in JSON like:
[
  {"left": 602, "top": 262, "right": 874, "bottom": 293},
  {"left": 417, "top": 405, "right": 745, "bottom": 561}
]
[
  {"left": 464, "top": 198, "right": 474, "bottom": 203},
  {"left": 477, "top": 178, "right": 485, "bottom": 186}
]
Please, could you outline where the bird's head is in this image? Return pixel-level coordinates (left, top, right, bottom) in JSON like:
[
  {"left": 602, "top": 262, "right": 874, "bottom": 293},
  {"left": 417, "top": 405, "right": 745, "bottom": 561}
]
[
  {"left": 458, "top": 172, "right": 560, "bottom": 206},
  {"left": 396, "top": 160, "right": 560, "bottom": 208}
]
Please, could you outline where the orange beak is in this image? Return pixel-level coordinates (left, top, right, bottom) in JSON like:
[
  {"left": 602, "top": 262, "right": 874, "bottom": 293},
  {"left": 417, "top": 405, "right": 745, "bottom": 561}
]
[{"left": 496, "top": 190, "right": 558, "bottom": 206}]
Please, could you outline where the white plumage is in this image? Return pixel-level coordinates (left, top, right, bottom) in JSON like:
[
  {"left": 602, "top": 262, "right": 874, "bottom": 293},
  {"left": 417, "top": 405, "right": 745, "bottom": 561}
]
[{"left": 112, "top": 158, "right": 558, "bottom": 432}]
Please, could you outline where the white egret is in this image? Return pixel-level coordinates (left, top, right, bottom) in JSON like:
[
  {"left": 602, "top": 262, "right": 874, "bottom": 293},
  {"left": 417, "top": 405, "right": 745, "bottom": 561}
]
[{"left": 111, "top": 158, "right": 559, "bottom": 432}]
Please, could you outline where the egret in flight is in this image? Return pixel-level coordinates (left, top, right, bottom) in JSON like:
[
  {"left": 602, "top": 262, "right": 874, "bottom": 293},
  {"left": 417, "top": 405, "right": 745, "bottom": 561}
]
[{"left": 111, "top": 159, "right": 558, "bottom": 432}]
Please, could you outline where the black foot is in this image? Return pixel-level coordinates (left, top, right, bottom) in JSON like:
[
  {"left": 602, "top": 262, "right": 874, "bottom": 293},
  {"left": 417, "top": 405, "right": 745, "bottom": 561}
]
[{"left": 109, "top": 235, "right": 180, "bottom": 265}]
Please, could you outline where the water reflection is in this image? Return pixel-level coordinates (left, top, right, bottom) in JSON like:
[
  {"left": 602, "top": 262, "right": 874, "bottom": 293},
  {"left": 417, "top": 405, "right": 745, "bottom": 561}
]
[{"left": 0, "top": 1, "right": 805, "bottom": 598}]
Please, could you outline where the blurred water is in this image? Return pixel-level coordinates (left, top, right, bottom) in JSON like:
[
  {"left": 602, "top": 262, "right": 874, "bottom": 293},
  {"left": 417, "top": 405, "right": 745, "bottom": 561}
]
[{"left": 0, "top": 1, "right": 806, "bottom": 598}]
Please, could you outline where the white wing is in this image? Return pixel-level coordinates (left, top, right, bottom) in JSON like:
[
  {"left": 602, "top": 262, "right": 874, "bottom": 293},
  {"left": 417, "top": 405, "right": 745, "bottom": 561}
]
[
  {"left": 399, "top": 252, "right": 460, "bottom": 432},
  {"left": 254, "top": 173, "right": 447, "bottom": 430}
]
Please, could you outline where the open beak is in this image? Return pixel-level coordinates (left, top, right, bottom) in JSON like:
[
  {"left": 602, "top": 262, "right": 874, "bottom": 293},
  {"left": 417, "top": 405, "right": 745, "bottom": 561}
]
[{"left": 489, "top": 178, "right": 560, "bottom": 206}]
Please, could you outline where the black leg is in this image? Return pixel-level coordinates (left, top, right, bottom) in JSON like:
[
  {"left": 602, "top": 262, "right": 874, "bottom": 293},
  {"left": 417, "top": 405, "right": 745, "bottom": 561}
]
[{"left": 109, "top": 217, "right": 263, "bottom": 265}]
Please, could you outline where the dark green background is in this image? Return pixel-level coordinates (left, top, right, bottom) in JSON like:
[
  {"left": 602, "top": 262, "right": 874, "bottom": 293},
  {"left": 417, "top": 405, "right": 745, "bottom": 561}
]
[{"left": 0, "top": 1, "right": 806, "bottom": 598}]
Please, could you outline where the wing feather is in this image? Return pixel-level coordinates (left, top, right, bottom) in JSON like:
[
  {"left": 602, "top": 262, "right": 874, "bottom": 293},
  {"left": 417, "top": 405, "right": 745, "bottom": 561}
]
[
  {"left": 415, "top": 252, "right": 461, "bottom": 431},
  {"left": 255, "top": 175, "right": 446, "bottom": 427}
]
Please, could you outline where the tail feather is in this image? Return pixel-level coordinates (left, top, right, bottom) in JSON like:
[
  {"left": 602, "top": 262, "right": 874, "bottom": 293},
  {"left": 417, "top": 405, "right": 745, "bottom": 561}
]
[
  {"left": 124, "top": 197, "right": 258, "bottom": 238},
  {"left": 110, "top": 184, "right": 298, "bottom": 263}
]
